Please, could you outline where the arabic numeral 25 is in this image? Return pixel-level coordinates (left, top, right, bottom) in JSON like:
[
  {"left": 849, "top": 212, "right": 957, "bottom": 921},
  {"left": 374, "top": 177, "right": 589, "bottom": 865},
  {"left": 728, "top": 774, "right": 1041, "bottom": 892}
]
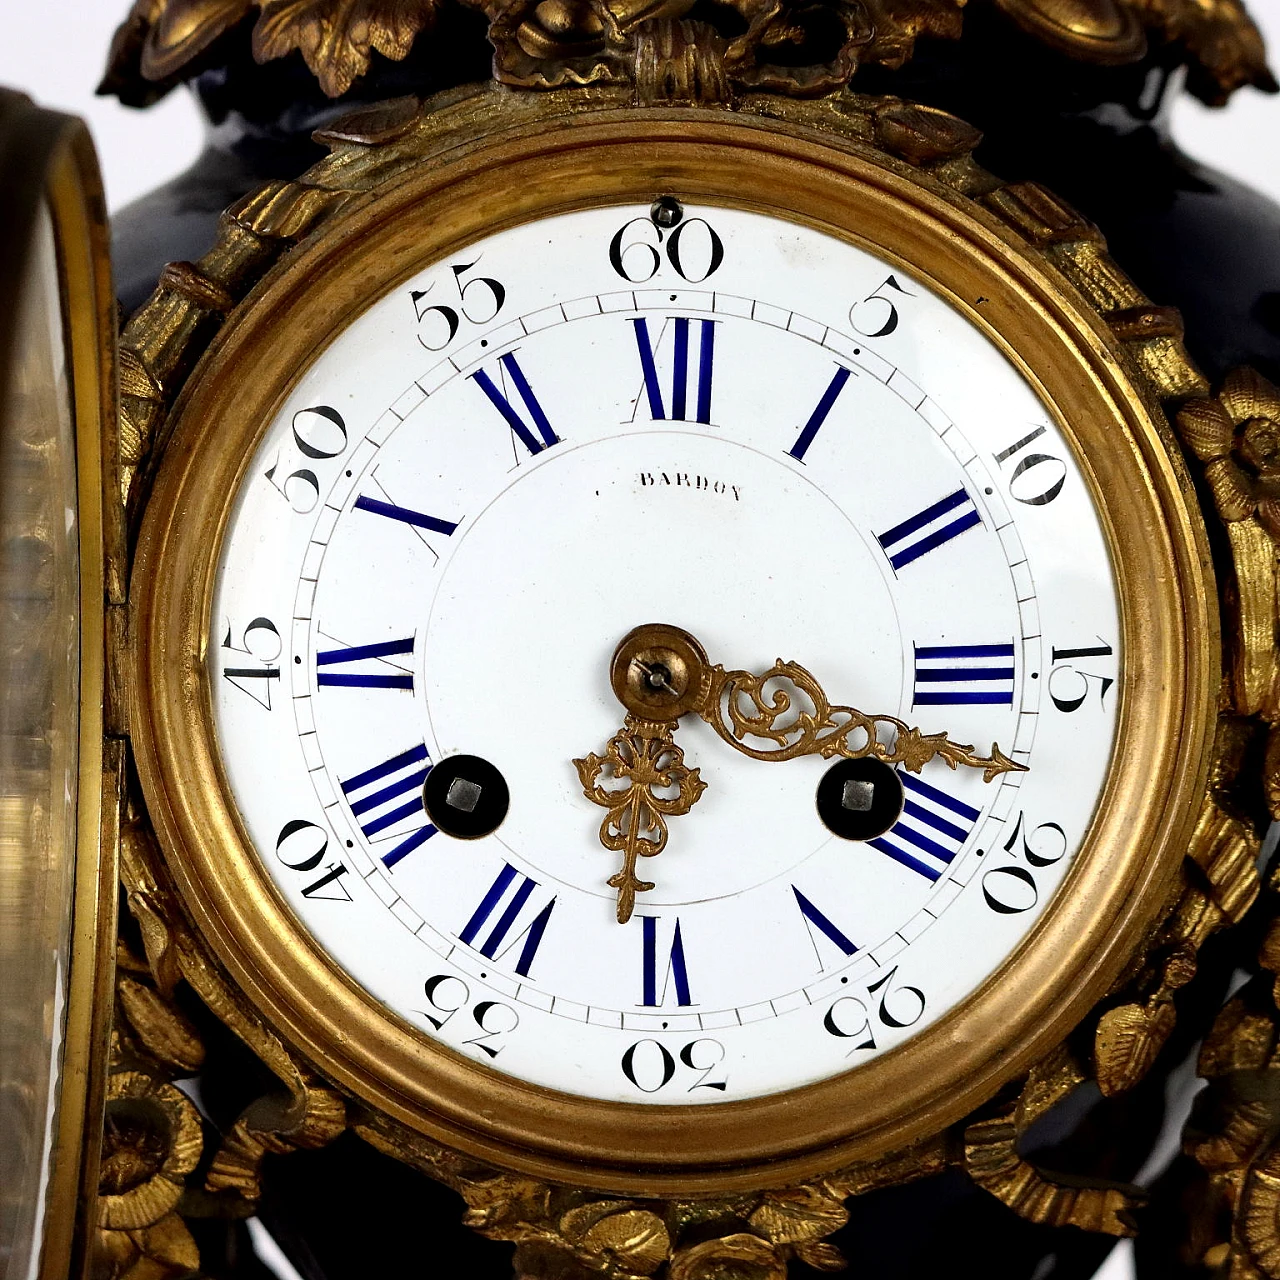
[
  {"left": 411, "top": 260, "right": 508, "bottom": 351},
  {"left": 824, "top": 966, "right": 926, "bottom": 1055},
  {"left": 420, "top": 974, "right": 519, "bottom": 1059}
]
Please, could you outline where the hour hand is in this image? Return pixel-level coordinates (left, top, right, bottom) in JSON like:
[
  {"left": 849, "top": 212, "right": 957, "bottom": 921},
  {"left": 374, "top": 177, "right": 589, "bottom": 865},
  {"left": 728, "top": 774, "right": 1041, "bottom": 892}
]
[{"left": 573, "top": 716, "right": 707, "bottom": 924}]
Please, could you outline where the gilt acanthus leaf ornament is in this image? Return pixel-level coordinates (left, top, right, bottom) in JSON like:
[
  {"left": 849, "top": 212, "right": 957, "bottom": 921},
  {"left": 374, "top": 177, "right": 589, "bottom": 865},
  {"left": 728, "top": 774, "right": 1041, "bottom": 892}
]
[
  {"left": 102, "top": 0, "right": 441, "bottom": 99},
  {"left": 101, "top": 0, "right": 1275, "bottom": 106}
]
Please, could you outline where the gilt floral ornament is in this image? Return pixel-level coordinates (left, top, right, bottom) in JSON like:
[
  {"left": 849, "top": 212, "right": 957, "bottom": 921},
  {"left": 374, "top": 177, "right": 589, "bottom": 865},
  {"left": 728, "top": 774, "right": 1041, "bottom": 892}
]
[
  {"left": 100, "top": 0, "right": 1274, "bottom": 105},
  {"left": 1178, "top": 366, "right": 1280, "bottom": 539}
]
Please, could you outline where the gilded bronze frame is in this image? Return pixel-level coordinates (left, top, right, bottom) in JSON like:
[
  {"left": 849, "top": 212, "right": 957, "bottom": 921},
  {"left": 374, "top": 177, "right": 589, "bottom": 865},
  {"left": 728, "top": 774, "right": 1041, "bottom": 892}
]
[{"left": 127, "top": 104, "right": 1215, "bottom": 1194}]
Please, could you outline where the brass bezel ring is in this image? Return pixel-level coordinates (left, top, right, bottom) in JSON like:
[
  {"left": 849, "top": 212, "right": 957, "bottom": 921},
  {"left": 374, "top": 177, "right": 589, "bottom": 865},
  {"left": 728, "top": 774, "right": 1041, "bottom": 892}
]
[{"left": 128, "top": 103, "right": 1216, "bottom": 1194}]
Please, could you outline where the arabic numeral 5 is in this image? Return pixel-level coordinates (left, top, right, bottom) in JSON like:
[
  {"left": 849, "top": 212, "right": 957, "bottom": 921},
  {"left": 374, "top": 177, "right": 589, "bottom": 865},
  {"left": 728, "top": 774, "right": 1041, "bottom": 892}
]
[
  {"left": 825, "top": 967, "right": 926, "bottom": 1054},
  {"left": 411, "top": 260, "right": 507, "bottom": 351},
  {"left": 621, "top": 1037, "right": 727, "bottom": 1093},
  {"left": 981, "top": 811, "right": 1069, "bottom": 915},
  {"left": 1048, "top": 639, "right": 1115, "bottom": 713},
  {"left": 608, "top": 214, "right": 724, "bottom": 284},
  {"left": 421, "top": 975, "right": 520, "bottom": 1059},
  {"left": 264, "top": 405, "right": 349, "bottom": 514},
  {"left": 849, "top": 274, "right": 911, "bottom": 338}
]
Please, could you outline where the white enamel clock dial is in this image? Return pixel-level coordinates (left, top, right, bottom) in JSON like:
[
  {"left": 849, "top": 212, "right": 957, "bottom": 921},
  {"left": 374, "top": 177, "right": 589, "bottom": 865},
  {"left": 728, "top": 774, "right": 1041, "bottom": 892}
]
[{"left": 211, "top": 203, "right": 1120, "bottom": 1104}]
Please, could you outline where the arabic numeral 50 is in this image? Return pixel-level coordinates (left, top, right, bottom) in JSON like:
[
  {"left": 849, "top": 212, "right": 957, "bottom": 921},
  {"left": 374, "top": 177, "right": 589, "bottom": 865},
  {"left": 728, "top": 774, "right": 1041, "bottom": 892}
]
[{"left": 264, "top": 405, "right": 349, "bottom": 515}]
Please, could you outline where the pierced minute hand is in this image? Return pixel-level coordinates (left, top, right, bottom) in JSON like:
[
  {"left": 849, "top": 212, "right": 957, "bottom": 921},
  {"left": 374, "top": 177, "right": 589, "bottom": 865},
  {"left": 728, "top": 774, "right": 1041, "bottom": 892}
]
[{"left": 612, "top": 623, "right": 1028, "bottom": 783}]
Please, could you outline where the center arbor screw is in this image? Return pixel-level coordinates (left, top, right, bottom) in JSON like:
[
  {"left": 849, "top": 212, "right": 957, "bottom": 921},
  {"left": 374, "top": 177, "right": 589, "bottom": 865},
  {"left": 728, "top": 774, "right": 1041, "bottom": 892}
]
[{"left": 609, "top": 623, "right": 712, "bottom": 722}]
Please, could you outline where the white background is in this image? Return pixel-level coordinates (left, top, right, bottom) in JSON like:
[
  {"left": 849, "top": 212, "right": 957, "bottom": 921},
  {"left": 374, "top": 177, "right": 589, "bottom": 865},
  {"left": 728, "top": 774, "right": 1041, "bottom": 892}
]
[
  {"left": 0, "top": 3, "right": 1272, "bottom": 1278},
  {"left": 0, "top": 0, "right": 1277, "bottom": 211}
]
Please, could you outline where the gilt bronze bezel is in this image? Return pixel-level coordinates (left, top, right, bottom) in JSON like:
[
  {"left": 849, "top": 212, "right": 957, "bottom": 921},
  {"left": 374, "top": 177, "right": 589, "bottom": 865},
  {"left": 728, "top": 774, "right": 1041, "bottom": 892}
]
[{"left": 128, "top": 102, "right": 1215, "bottom": 1194}]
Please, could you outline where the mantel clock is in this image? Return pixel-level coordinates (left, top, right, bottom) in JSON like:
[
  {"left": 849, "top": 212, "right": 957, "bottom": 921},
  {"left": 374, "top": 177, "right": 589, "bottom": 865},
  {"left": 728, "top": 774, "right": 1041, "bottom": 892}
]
[{"left": 4, "top": 1, "right": 1280, "bottom": 1277}]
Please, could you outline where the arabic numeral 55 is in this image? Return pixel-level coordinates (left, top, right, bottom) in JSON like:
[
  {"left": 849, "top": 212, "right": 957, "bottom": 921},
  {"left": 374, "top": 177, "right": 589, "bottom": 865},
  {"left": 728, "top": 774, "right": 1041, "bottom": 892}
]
[{"left": 411, "top": 261, "right": 507, "bottom": 351}]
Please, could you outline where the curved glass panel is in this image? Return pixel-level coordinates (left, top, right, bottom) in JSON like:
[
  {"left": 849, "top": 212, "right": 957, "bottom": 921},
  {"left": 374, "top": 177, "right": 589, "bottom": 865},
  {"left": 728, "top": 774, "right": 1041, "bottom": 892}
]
[{"left": 0, "top": 200, "right": 82, "bottom": 1280}]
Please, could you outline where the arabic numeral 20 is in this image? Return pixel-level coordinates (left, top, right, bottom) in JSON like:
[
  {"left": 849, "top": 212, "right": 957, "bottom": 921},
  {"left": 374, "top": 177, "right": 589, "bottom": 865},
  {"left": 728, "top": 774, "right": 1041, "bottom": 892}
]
[{"left": 980, "top": 811, "right": 1069, "bottom": 915}]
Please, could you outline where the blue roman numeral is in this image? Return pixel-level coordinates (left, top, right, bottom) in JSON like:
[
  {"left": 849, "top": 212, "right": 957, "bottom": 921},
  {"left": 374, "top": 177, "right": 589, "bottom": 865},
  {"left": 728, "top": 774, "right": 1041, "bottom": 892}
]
[
  {"left": 914, "top": 643, "right": 1016, "bottom": 706},
  {"left": 792, "top": 887, "right": 858, "bottom": 967},
  {"left": 470, "top": 353, "right": 559, "bottom": 455},
  {"left": 340, "top": 742, "right": 436, "bottom": 868},
  {"left": 632, "top": 317, "right": 716, "bottom": 424},
  {"left": 787, "top": 366, "right": 853, "bottom": 461},
  {"left": 640, "top": 916, "right": 692, "bottom": 1006},
  {"left": 459, "top": 863, "right": 556, "bottom": 978},
  {"left": 877, "top": 488, "right": 982, "bottom": 571},
  {"left": 316, "top": 636, "right": 415, "bottom": 690},
  {"left": 868, "top": 773, "right": 980, "bottom": 881},
  {"left": 354, "top": 495, "right": 459, "bottom": 537}
]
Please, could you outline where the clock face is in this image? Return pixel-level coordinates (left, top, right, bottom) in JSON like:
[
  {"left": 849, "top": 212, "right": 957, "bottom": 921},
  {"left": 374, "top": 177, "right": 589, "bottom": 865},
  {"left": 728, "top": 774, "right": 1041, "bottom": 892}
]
[{"left": 210, "top": 202, "right": 1120, "bottom": 1105}]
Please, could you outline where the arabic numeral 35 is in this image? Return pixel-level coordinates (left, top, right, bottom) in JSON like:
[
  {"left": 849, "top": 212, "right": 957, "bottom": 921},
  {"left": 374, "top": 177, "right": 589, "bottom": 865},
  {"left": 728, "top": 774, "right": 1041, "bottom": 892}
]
[{"left": 421, "top": 974, "right": 519, "bottom": 1059}]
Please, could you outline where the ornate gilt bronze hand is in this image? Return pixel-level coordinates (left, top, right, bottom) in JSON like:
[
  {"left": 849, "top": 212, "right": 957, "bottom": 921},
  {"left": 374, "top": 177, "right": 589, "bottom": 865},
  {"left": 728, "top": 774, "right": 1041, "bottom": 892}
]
[
  {"left": 573, "top": 717, "right": 706, "bottom": 924},
  {"left": 574, "top": 623, "right": 1028, "bottom": 922}
]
